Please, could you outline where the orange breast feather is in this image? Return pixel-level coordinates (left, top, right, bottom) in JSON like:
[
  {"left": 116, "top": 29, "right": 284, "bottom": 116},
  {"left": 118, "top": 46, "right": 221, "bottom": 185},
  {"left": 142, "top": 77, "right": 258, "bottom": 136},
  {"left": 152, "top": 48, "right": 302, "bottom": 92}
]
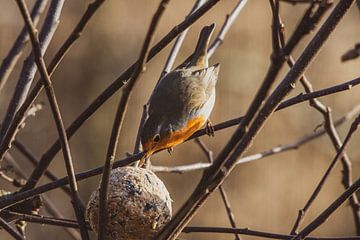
[{"left": 156, "top": 116, "right": 206, "bottom": 151}]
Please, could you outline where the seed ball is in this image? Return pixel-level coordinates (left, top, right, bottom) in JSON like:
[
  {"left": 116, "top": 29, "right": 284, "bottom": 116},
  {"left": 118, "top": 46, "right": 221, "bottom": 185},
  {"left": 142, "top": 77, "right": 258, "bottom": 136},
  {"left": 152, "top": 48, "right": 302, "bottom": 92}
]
[{"left": 86, "top": 167, "right": 172, "bottom": 240}]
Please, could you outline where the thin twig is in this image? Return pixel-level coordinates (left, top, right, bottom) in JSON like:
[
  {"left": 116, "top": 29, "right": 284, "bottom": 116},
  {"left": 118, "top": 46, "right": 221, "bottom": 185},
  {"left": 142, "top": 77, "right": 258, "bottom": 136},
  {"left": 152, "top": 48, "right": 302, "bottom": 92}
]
[
  {"left": 0, "top": 152, "right": 144, "bottom": 210},
  {"left": 151, "top": 103, "right": 360, "bottom": 173},
  {"left": 184, "top": 226, "right": 360, "bottom": 240},
  {"left": 273, "top": 6, "right": 360, "bottom": 234},
  {"left": 3, "top": 210, "right": 90, "bottom": 230},
  {"left": 195, "top": 138, "right": 240, "bottom": 240},
  {"left": 13, "top": 140, "right": 72, "bottom": 196},
  {"left": 0, "top": 216, "right": 25, "bottom": 240},
  {"left": 14, "top": 0, "right": 221, "bottom": 192},
  {"left": 288, "top": 58, "right": 360, "bottom": 234},
  {"left": 291, "top": 115, "right": 360, "bottom": 239},
  {"left": 341, "top": 42, "right": 360, "bottom": 61},
  {"left": 0, "top": 0, "right": 107, "bottom": 184},
  {"left": 160, "top": 0, "right": 205, "bottom": 78},
  {"left": 5, "top": 211, "right": 360, "bottom": 240},
  {"left": 133, "top": 104, "right": 149, "bottom": 162},
  {"left": 0, "top": 0, "right": 48, "bottom": 92},
  {"left": 4, "top": 151, "right": 80, "bottom": 239},
  {"left": 15, "top": 0, "right": 89, "bottom": 239},
  {"left": 0, "top": 0, "right": 64, "bottom": 146},
  {"left": 156, "top": 1, "right": 355, "bottom": 239},
  {"left": 132, "top": 0, "right": 205, "bottom": 163},
  {"left": 0, "top": 98, "right": 359, "bottom": 211},
  {"left": 97, "top": 1, "right": 170, "bottom": 239},
  {"left": 208, "top": 0, "right": 248, "bottom": 57}
]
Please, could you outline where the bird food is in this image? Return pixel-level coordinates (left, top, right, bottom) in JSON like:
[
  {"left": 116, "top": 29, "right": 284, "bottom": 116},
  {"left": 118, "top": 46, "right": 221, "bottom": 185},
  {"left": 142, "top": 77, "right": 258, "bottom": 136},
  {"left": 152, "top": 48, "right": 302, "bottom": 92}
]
[{"left": 86, "top": 167, "right": 172, "bottom": 240}]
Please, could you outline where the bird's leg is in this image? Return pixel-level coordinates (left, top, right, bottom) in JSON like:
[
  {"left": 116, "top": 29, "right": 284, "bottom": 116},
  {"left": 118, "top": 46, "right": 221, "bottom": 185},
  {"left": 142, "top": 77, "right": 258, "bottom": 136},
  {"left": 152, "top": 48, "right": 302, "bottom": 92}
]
[
  {"left": 167, "top": 147, "right": 174, "bottom": 155},
  {"left": 205, "top": 120, "right": 215, "bottom": 137}
]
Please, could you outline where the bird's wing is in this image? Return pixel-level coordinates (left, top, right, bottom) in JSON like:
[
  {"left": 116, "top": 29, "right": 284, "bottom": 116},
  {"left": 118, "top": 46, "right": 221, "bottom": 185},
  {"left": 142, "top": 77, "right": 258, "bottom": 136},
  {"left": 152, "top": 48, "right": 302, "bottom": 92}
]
[{"left": 148, "top": 64, "right": 219, "bottom": 124}]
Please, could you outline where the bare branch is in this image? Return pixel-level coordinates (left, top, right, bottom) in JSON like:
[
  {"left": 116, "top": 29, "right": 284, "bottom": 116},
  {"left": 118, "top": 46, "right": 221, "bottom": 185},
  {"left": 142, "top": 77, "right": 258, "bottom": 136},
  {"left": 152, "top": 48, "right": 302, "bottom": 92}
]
[
  {"left": 0, "top": 216, "right": 25, "bottom": 240},
  {"left": 151, "top": 104, "right": 360, "bottom": 173},
  {"left": 195, "top": 138, "right": 240, "bottom": 240},
  {"left": 13, "top": 0, "right": 221, "bottom": 193},
  {"left": 0, "top": 0, "right": 107, "bottom": 185},
  {"left": 15, "top": 0, "right": 89, "bottom": 238},
  {"left": 184, "top": 226, "right": 360, "bottom": 240},
  {"left": 341, "top": 42, "right": 360, "bottom": 61},
  {"left": 0, "top": 0, "right": 64, "bottom": 147},
  {"left": 208, "top": 0, "right": 248, "bottom": 57},
  {"left": 288, "top": 58, "right": 360, "bottom": 234},
  {"left": 98, "top": 0, "right": 170, "bottom": 239},
  {"left": 293, "top": 116, "right": 360, "bottom": 239},
  {"left": 0, "top": 0, "right": 48, "bottom": 92},
  {"left": 156, "top": 1, "right": 355, "bottom": 238}
]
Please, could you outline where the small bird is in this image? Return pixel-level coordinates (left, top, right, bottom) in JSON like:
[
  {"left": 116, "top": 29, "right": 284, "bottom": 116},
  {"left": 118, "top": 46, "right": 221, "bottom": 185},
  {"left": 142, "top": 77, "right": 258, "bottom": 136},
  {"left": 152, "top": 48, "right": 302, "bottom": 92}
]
[{"left": 140, "top": 23, "right": 219, "bottom": 164}]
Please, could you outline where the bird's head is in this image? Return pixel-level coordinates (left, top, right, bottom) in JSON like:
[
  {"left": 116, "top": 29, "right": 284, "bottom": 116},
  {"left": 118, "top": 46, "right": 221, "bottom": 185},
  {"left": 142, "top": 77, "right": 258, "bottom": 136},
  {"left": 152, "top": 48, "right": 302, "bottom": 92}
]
[{"left": 141, "top": 117, "right": 173, "bottom": 157}]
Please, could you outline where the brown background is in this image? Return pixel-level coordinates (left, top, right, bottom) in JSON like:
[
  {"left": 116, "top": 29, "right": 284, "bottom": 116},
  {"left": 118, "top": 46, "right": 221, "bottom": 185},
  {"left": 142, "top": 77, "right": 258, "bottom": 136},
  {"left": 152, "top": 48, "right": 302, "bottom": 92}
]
[{"left": 0, "top": 0, "right": 360, "bottom": 239}]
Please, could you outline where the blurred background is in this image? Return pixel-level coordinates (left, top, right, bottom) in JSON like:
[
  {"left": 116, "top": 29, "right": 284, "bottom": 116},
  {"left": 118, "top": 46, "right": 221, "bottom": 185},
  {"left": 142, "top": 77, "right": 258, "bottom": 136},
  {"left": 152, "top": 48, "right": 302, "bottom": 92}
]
[{"left": 0, "top": 0, "right": 360, "bottom": 239}]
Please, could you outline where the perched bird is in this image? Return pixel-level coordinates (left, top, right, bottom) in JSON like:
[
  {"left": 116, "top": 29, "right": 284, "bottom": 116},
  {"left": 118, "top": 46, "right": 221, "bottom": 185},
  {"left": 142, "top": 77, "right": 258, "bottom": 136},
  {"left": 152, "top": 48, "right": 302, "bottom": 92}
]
[{"left": 140, "top": 23, "right": 219, "bottom": 164}]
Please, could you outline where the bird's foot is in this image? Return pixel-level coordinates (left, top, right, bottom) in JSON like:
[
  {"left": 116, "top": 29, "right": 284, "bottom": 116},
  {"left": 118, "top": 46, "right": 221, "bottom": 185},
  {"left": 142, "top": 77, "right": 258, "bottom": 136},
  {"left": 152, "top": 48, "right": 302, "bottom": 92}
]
[
  {"left": 205, "top": 120, "right": 215, "bottom": 137},
  {"left": 167, "top": 147, "right": 174, "bottom": 155}
]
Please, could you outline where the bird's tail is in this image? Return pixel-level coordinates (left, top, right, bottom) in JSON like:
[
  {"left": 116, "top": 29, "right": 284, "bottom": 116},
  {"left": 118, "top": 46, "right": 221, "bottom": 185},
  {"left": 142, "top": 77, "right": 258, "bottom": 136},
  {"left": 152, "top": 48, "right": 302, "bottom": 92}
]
[{"left": 189, "top": 23, "right": 215, "bottom": 68}]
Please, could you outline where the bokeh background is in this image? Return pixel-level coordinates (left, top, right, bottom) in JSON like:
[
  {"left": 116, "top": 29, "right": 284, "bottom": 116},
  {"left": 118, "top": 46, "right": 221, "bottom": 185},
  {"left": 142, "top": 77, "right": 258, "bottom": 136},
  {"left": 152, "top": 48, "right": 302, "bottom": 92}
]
[{"left": 0, "top": 0, "right": 360, "bottom": 239}]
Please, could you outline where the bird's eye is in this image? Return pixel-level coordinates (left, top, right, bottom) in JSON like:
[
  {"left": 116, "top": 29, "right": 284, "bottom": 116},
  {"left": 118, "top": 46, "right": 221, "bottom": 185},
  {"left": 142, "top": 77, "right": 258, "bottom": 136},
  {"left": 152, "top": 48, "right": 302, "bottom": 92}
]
[{"left": 153, "top": 134, "right": 160, "bottom": 143}]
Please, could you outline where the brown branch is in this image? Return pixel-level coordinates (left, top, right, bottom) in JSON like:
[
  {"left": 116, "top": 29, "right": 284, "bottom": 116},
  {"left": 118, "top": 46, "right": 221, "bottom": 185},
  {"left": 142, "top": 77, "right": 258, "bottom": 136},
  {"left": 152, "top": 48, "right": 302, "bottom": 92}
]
[
  {"left": 0, "top": 0, "right": 48, "bottom": 92},
  {"left": 272, "top": 5, "right": 360, "bottom": 234},
  {"left": 208, "top": 0, "right": 248, "bottom": 57},
  {"left": 287, "top": 57, "right": 360, "bottom": 234},
  {"left": 12, "top": 0, "right": 220, "bottom": 193},
  {"left": 5, "top": 210, "right": 360, "bottom": 240},
  {"left": 0, "top": 0, "right": 64, "bottom": 147},
  {"left": 15, "top": 0, "right": 89, "bottom": 238},
  {"left": 160, "top": 0, "right": 206, "bottom": 78},
  {"left": 184, "top": 226, "right": 360, "bottom": 240},
  {"left": 0, "top": 100, "right": 359, "bottom": 212},
  {"left": 0, "top": 216, "right": 25, "bottom": 240},
  {"left": 292, "top": 115, "right": 360, "bottom": 239},
  {"left": 279, "top": 0, "right": 324, "bottom": 4},
  {"left": 151, "top": 103, "right": 360, "bottom": 173},
  {"left": 12, "top": 140, "right": 72, "bottom": 196},
  {"left": 341, "top": 42, "right": 360, "bottom": 62},
  {"left": 156, "top": 1, "right": 355, "bottom": 239},
  {"left": 0, "top": 0, "right": 107, "bottom": 186},
  {"left": 195, "top": 138, "right": 240, "bottom": 240},
  {"left": 97, "top": 1, "right": 170, "bottom": 239}
]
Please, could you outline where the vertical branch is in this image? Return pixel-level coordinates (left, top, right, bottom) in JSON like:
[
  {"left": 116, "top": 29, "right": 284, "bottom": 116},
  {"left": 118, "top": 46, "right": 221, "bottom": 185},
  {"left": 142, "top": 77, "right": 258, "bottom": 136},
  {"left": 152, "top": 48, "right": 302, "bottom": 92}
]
[
  {"left": 97, "top": 1, "right": 171, "bottom": 239},
  {"left": 293, "top": 115, "right": 360, "bottom": 239},
  {"left": 273, "top": 2, "right": 359, "bottom": 234},
  {"left": 195, "top": 138, "right": 241, "bottom": 240},
  {"left": 0, "top": 0, "right": 106, "bottom": 184},
  {"left": 0, "top": 0, "right": 48, "bottom": 92},
  {"left": 133, "top": 104, "right": 149, "bottom": 157},
  {"left": 133, "top": 0, "right": 205, "bottom": 165},
  {"left": 15, "top": 0, "right": 89, "bottom": 239},
  {"left": 208, "top": 0, "right": 248, "bottom": 57},
  {"left": 7, "top": 0, "right": 219, "bottom": 192},
  {"left": 0, "top": 0, "right": 65, "bottom": 145},
  {"left": 287, "top": 55, "right": 360, "bottom": 234},
  {"left": 160, "top": 0, "right": 205, "bottom": 78},
  {"left": 156, "top": 1, "right": 355, "bottom": 239}
]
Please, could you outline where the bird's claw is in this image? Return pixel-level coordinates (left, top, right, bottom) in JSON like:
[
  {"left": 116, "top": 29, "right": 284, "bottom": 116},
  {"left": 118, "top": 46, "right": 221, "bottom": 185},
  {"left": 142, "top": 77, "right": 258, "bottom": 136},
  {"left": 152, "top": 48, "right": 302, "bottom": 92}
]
[
  {"left": 205, "top": 120, "right": 215, "bottom": 137},
  {"left": 167, "top": 147, "right": 174, "bottom": 155}
]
